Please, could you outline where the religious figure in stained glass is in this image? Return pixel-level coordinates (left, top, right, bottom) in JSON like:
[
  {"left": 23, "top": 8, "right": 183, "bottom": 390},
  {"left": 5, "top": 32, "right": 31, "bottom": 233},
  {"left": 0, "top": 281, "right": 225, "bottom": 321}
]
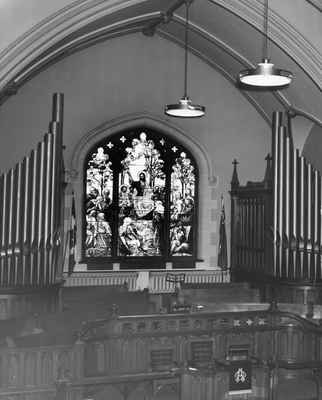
[
  {"left": 118, "top": 132, "right": 165, "bottom": 256},
  {"left": 84, "top": 128, "right": 197, "bottom": 268},
  {"left": 170, "top": 152, "right": 195, "bottom": 256},
  {"left": 85, "top": 147, "right": 113, "bottom": 256}
]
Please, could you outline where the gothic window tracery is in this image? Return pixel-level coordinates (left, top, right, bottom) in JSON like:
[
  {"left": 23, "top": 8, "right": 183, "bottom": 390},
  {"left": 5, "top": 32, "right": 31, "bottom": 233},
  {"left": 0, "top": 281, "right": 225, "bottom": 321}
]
[{"left": 84, "top": 128, "right": 198, "bottom": 269}]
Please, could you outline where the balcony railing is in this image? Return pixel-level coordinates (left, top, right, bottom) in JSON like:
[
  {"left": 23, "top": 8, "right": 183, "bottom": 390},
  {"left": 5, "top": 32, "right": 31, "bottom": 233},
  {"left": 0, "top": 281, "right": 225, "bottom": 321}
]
[{"left": 63, "top": 269, "right": 230, "bottom": 293}]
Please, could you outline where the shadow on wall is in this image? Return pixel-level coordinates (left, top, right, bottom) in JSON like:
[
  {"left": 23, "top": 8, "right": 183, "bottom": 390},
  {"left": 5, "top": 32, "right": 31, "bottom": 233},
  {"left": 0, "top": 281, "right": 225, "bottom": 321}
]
[{"left": 302, "top": 123, "right": 322, "bottom": 172}]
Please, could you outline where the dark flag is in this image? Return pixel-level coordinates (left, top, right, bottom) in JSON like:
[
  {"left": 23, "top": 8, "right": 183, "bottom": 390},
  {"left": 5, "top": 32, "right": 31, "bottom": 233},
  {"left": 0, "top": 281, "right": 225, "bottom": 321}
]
[
  {"left": 218, "top": 195, "right": 228, "bottom": 270},
  {"left": 229, "top": 361, "right": 252, "bottom": 394},
  {"left": 68, "top": 193, "right": 76, "bottom": 275}
]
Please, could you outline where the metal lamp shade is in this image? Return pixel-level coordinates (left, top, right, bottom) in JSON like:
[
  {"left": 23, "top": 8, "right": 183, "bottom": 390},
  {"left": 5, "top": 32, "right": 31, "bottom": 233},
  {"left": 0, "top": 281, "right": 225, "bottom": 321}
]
[
  {"left": 165, "top": 97, "right": 205, "bottom": 118},
  {"left": 239, "top": 59, "right": 293, "bottom": 88}
]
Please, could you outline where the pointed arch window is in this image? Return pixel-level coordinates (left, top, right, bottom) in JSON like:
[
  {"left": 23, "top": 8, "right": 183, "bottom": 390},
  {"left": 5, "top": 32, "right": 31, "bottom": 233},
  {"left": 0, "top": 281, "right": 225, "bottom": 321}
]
[{"left": 84, "top": 128, "right": 198, "bottom": 269}]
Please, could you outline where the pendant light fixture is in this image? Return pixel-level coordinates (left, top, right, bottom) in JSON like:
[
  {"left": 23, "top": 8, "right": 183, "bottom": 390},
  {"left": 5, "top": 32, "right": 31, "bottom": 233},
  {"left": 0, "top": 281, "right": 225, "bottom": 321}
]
[
  {"left": 165, "top": 0, "right": 205, "bottom": 118},
  {"left": 238, "top": 0, "right": 293, "bottom": 88}
]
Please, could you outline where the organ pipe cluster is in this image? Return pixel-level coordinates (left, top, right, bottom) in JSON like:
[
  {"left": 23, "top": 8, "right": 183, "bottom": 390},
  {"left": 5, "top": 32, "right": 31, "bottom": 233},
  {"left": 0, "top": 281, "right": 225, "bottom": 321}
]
[
  {"left": 272, "top": 112, "right": 322, "bottom": 282},
  {"left": 0, "top": 94, "right": 65, "bottom": 287}
]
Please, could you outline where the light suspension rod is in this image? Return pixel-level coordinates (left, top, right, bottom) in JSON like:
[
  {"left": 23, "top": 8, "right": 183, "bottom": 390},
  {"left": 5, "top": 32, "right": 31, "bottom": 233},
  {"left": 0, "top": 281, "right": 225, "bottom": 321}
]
[
  {"left": 238, "top": 0, "right": 293, "bottom": 89},
  {"left": 164, "top": 0, "right": 205, "bottom": 118},
  {"left": 183, "top": 0, "right": 189, "bottom": 97},
  {"left": 263, "top": 0, "right": 269, "bottom": 61}
]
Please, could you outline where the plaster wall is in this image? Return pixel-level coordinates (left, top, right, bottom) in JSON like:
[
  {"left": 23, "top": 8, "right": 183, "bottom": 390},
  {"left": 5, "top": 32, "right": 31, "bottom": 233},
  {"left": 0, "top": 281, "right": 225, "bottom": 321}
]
[
  {"left": 0, "top": 33, "right": 270, "bottom": 269},
  {"left": 302, "top": 123, "right": 322, "bottom": 172}
]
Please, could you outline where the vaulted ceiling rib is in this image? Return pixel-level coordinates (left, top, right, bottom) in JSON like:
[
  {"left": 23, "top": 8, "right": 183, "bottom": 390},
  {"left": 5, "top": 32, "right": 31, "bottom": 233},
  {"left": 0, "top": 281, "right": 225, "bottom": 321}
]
[{"left": 0, "top": 0, "right": 319, "bottom": 125}]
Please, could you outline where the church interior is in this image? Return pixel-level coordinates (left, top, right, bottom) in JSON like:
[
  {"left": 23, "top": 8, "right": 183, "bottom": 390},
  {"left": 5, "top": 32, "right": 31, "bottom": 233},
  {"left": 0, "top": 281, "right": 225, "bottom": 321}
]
[{"left": 0, "top": 0, "right": 321, "bottom": 399}]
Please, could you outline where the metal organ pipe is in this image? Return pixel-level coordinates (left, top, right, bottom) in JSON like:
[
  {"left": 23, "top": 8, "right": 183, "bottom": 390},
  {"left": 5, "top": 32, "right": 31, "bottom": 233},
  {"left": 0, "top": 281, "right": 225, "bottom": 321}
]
[
  {"left": 1, "top": 173, "right": 8, "bottom": 285},
  {"left": 299, "top": 156, "right": 306, "bottom": 280},
  {"left": 307, "top": 162, "right": 313, "bottom": 279},
  {"left": 30, "top": 147, "right": 39, "bottom": 285},
  {"left": 49, "top": 121, "right": 59, "bottom": 284},
  {"left": 14, "top": 161, "right": 23, "bottom": 286},
  {"left": 293, "top": 149, "right": 299, "bottom": 279},
  {"left": 273, "top": 112, "right": 283, "bottom": 278},
  {"left": 8, "top": 168, "right": 15, "bottom": 285},
  {"left": 44, "top": 133, "right": 53, "bottom": 286},
  {"left": 37, "top": 139, "right": 46, "bottom": 285},
  {"left": 285, "top": 135, "right": 291, "bottom": 279},
  {"left": 23, "top": 156, "right": 31, "bottom": 286},
  {"left": 278, "top": 126, "right": 286, "bottom": 278}
]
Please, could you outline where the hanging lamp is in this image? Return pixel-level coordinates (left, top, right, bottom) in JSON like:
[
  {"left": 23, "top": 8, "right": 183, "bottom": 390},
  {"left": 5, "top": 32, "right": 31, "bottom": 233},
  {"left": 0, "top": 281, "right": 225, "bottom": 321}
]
[
  {"left": 165, "top": 0, "right": 205, "bottom": 118},
  {"left": 238, "top": 0, "right": 293, "bottom": 88}
]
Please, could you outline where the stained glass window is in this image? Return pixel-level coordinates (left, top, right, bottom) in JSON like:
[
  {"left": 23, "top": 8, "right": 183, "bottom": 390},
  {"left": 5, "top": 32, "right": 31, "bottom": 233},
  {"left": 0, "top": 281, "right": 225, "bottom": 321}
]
[
  {"left": 84, "top": 128, "right": 198, "bottom": 268},
  {"left": 170, "top": 152, "right": 195, "bottom": 256},
  {"left": 85, "top": 147, "right": 113, "bottom": 257}
]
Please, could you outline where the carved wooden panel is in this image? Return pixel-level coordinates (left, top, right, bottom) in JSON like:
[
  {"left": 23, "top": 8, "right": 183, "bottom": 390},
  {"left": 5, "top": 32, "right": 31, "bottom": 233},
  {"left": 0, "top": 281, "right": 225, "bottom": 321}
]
[
  {"left": 190, "top": 340, "right": 213, "bottom": 365},
  {"left": 150, "top": 348, "right": 174, "bottom": 371}
]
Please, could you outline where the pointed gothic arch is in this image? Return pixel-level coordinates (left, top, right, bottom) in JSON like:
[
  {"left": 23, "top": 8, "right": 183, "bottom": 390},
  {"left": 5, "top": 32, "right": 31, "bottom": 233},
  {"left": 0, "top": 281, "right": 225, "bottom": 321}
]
[{"left": 71, "top": 113, "right": 215, "bottom": 270}]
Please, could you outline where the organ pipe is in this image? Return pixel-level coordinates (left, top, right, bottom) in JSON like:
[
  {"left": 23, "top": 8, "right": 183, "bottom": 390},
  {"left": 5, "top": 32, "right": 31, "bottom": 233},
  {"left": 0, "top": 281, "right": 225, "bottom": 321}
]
[
  {"left": 23, "top": 155, "right": 31, "bottom": 285},
  {"left": 1, "top": 172, "right": 8, "bottom": 285},
  {"left": 273, "top": 112, "right": 283, "bottom": 278},
  {"left": 44, "top": 133, "right": 53, "bottom": 286},
  {"left": 14, "top": 161, "right": 23, "bottom": 286},
  {"left": 37, "top": 139, "right": 46, "bottom": 285},
  {"left": 285, "top": 135, "right": 291, "bottom": 279}
]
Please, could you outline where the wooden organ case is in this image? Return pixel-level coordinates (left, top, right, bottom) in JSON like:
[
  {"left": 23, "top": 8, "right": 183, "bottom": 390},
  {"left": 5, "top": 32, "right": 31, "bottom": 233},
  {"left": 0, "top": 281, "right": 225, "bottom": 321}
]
[
  {"left": 230, "top": 112, "right": 322, "bottom": 304},
  {"left": 0, "top": 93, "right": 65, "bottom": 318}
]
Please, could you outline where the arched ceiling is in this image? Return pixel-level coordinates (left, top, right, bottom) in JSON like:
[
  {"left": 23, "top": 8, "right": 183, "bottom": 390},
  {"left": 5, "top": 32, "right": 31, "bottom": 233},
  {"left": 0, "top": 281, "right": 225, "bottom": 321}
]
[{"left": 0, "top": 0, "right": 321, "bottom": 127}]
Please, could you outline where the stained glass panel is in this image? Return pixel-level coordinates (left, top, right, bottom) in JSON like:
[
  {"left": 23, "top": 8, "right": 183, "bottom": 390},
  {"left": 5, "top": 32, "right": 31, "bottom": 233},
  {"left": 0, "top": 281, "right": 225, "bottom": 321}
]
[
  {"left": 84, "top": 128, "right": 198, "bottom": 265},
  {"left": 118, "top": 132, "right": 165, "bottom": 256},
  {"left": 85, "top": 147, "right": 113, "bottom": 257},
  {"left": 170, "top": 152, "right": 195, "bottom": 256}
]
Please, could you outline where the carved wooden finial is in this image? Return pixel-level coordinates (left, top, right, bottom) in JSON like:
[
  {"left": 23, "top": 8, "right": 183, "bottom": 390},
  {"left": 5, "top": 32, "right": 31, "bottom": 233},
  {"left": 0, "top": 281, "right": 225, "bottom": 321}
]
[
  {"left": 264, "top": 153, "right": 273, "bottom": 185},
  {"left": 231, "top": 159, "right": 239, "bottom": 187}
]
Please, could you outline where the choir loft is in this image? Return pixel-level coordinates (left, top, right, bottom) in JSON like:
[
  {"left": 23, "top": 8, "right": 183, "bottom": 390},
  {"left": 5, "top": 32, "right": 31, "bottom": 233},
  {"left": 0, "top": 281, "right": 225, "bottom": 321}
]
[{"left": 0, "top": 1, "right": 321, "bottom": 399}]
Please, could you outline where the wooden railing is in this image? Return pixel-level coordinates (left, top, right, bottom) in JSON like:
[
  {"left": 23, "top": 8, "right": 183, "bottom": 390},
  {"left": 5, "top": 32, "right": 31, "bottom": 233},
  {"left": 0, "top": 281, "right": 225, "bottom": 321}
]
[
  {"left": 0, "top": 344, "right": 75, "bottom": 399},
  {"left": 77, "top": 307, "right": 322, "bottom": 400},
  {"left": 79, "top": 307, "right": 322, "bottom": 371},
  {"left": 1, "top": 306, "right": 321, "bottom": 399}
]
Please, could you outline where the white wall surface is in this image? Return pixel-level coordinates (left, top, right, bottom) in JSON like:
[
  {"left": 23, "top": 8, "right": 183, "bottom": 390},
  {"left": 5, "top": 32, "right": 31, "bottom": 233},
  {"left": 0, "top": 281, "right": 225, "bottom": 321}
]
[{"left": 0, "top": 33, "right": 270, "bottom": 269}]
